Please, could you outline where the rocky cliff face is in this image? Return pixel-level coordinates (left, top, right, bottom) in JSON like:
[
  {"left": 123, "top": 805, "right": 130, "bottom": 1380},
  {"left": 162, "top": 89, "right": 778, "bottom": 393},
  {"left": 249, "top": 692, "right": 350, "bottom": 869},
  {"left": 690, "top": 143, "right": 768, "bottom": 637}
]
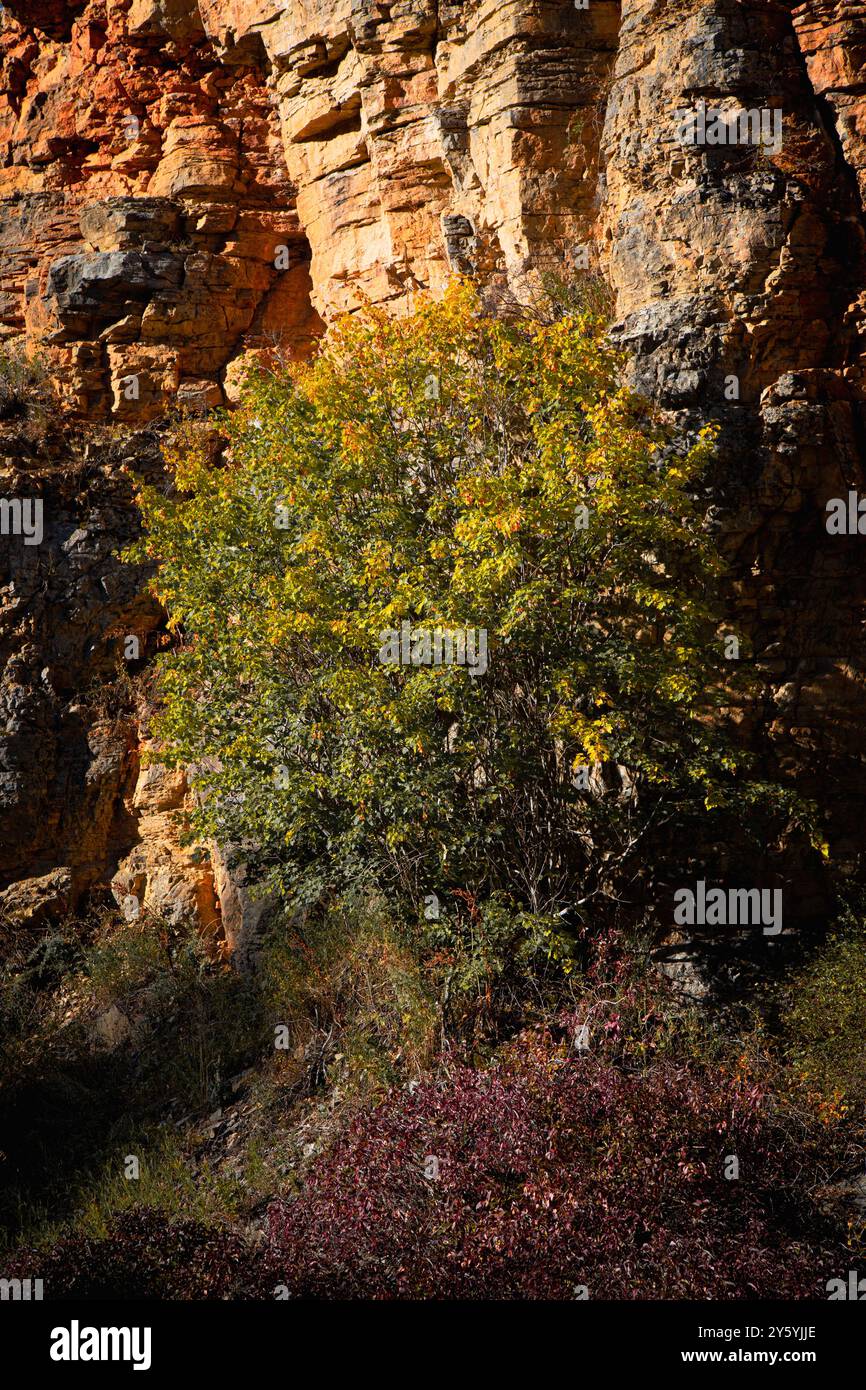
[{"left": 1, "top": 0, "right": 865, "bottom": 945}]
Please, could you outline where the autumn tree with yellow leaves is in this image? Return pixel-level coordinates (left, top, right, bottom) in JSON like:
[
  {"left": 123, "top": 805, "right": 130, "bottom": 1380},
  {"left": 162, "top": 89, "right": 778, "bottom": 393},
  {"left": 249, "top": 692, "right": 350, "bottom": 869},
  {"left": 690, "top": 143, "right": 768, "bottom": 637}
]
[{"left": 130, "top": 282, "right": 812, "bottom": 949}]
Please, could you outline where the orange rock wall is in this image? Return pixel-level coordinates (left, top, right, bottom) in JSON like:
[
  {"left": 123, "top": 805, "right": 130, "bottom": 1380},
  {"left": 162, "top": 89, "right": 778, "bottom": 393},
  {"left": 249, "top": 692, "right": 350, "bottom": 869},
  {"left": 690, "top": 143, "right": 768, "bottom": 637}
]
[{"left": 2, "top": 0, "right": 866, "bottom": 941}]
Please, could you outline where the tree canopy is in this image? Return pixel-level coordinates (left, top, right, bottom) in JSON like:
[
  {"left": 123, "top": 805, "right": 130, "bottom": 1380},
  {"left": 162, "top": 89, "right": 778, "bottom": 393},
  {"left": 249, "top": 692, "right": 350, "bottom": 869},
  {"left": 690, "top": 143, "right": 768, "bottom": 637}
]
[{"left": 130, "top": 281, "right": 811, "bottom": 934}]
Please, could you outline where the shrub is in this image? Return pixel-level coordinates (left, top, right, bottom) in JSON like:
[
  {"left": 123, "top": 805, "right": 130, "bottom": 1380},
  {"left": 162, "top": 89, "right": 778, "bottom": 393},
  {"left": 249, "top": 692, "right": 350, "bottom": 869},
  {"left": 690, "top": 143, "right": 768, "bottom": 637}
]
[
  {"left": 258, "top": 896, "right": 439, "bottom": 1092},
  {"left": 772, "top": 914, "right": 866, "bottom": 1122},
  {"left": 0, "top": 345, "right": 53, "bottom": 431},
  {"left": 8, "top": 1209, "right": 262, "bottom": 1300},
  {"left": 266, "top": 1029, "right": 841, "bottom": 1299},
  {"left": 131, "top": 281, "right": 813, "bottom": 936}
]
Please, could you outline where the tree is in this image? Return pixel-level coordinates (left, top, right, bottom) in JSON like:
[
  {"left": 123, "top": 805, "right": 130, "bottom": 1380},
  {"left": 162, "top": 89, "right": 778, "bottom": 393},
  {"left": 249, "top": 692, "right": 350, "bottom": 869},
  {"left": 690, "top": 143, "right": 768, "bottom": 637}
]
[{"left": 130, "top": 281, "right": 809, "bottom": 936}]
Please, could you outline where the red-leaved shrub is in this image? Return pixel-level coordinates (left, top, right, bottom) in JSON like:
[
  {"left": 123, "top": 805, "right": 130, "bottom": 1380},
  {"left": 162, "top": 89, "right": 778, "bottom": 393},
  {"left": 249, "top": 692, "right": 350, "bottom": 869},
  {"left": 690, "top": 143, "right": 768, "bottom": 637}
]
[
  {"left": 267, "top": 1030, "right": 840, "bottom": 1299},
  {"left": 8, "top": 1209, "right": 262, "bottom": 1300}
]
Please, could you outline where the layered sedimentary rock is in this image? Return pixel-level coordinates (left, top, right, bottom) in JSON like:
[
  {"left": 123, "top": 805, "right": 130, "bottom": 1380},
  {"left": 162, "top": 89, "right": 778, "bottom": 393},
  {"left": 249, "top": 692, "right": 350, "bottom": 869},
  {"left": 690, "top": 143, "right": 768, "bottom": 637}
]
[
  {"left": 0, "top": 418, "right": 221, "bottom": 942},
  {"left": 0, "top": 0, "right": 623, "bottom": 414},
  {"left": 601, "top": 0, "right": 866, "bottom": 884},
  {"left": 0, "top": 0, "right": 320, "bottom": 421},
  {"left": 1, "top": 0, "right": 865, "bottom": 947}
]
